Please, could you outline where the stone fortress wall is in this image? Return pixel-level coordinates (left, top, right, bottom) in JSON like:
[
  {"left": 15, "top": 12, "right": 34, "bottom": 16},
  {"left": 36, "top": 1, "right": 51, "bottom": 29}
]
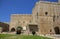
[{"left": 10, "top": 0, "right": 60, "bottom": 35}]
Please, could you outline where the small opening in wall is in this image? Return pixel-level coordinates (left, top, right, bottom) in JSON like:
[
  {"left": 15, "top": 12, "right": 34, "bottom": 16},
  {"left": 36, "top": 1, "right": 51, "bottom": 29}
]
[
  {"left": 50, "top": 29, "right": 52, "bottom": 32},
  {"left": 57, "top": 16, "right": 59, "bottom": 18},
  {"left": 53, "top": 15, "right": 55, "bottom": 22},
  {"left": 45, "top": 12, "right": 48, "bottom": 16},
  {"left": 37, "top": 12, "right": 38, "bottom": 19},
  {"left": 23, "top": 21, "right": 25, "bottom": 23},
  {"left": 11, "top": 28, "right": 15, "bottom": 32},
  {"left": 30, "top": 20, "right": 32, "bottom": 23}
]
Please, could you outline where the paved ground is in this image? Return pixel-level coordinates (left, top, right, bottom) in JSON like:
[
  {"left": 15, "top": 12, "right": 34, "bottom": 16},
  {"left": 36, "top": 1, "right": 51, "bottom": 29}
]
[
  {"left": 45, "top": 34, "right": 60, "bottom": 39},
  {"left": 52, "top": 35, "right": 60, "bottom": 39}
]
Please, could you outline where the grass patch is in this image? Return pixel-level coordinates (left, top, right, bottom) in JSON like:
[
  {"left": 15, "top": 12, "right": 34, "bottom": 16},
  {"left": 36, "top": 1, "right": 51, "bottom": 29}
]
[{"left": 0, "top": 34, "right": 52, "bottom": 39}]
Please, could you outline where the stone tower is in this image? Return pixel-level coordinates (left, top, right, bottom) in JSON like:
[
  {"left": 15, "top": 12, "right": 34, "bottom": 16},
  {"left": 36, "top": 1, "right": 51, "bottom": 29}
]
[
  {"left": 58, "top": 0, "right": 60, "bottom": 3},
  {"left": 32, "top": 0, "right": 60, "bottom": 34}
]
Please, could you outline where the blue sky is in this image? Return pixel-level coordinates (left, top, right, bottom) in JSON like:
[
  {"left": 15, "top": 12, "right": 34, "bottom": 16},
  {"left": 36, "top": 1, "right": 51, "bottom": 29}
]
[{"left": 0, "top": 0, "right": 58, "bottom": 22}]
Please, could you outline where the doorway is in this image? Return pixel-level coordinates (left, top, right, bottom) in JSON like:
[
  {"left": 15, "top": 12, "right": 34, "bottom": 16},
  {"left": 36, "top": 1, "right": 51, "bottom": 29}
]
[
  {"left": 29, "top": 25, "right": 38, "bottom": 32},
  {"left": 54, "top": 27, "right": 60, "bottom": 34},
  {"left": 11, "top": 28, "right": 15, "bottom": 32}
]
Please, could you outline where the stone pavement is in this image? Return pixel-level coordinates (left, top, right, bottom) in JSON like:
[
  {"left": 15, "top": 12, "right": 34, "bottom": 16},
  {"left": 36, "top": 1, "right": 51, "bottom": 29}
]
[
  {"left": 43, "top": 34, "right": 60, "bottom": 39},
  {"left": 51, "top": 35, "right": 60, "bottom": 39}
]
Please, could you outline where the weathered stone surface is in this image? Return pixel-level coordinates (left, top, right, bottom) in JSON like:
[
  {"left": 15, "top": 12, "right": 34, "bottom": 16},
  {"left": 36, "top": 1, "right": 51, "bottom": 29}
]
[{"left": 10, "top": 1, "right": 60, "bottom": 35}]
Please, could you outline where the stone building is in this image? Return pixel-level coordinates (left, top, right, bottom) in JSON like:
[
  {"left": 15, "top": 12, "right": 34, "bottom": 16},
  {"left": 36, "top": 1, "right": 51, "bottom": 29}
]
[
  {"left": 10, "top": 14, "right": 32, "bottom": 32},
  {"left": 10, "top": 0, "right": 60, "bottom": 35}
]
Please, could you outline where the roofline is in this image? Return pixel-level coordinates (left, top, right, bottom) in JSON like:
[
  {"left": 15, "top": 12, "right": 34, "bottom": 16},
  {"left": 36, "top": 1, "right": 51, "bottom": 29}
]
[{"left": 39, "top": 1, "right": 60, "bottom": 5}]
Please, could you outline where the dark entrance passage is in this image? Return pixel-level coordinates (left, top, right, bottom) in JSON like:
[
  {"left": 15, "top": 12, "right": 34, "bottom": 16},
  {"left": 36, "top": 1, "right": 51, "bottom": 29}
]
[
  {"left": 11, "top": 28, "right": 15, "bottom": 32},
  {"left": 54, "top": 27, "right": 60, "bottom": 34},
  {"left": 16, "top": 27, "right": 22, "bottom": 34},
  {"left": 29, "top": 25, "right": 38, "bottom": 32}
]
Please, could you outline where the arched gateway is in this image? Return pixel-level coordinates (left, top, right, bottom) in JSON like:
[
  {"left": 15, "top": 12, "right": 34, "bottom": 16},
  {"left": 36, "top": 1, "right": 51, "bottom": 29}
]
[
  {"left": 11, "top": 28, "right": 15, "bottom": 32},
  {"left": 54, "top": 27, "right": 60, "bottom": 34}
]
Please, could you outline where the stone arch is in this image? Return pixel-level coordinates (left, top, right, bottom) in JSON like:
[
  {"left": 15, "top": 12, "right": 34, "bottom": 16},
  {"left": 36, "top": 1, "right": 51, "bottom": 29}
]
[
  {"left": 17, "top": 26, "right": 23, "bottom": 30},
  {"left": 54, "top": 27, "right": 60, "bottom": 34},
  {"left": 11, "top": 28, "right": 15, "bottom": 32}
]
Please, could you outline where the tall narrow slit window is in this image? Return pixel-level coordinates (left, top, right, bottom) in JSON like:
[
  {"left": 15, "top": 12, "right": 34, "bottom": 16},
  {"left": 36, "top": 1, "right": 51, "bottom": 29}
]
[
  {"left": 37, "top": 12, "right": 38, "bottom": 19},
  {"left": 53, "top": 15, "right": 55, "bottom": 22},
  {"left": 45, "top": 12, "right": 48, "bottom": 16}
]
